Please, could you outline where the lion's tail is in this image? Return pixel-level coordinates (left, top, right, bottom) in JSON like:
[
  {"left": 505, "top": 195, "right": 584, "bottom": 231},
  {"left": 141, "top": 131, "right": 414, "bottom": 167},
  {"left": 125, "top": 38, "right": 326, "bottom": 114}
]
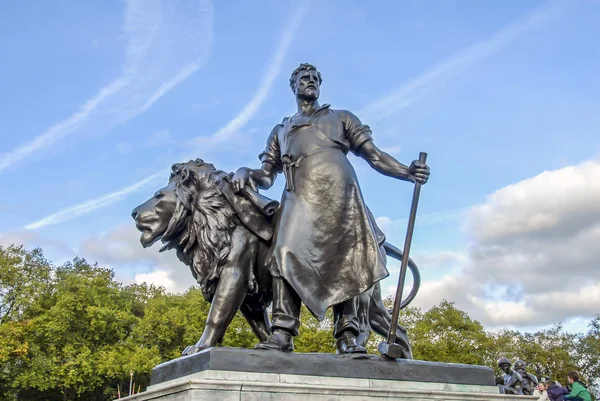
[{"left": 381, "top": 241, "right": 420, "bottom": 310}]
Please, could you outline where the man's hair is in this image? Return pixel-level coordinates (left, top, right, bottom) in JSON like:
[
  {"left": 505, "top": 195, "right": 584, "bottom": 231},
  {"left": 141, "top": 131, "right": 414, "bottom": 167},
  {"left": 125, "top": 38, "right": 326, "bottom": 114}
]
[
  {"left": 544, "top": 380, "right": 555, "bottom": 386},
  {"left": 289, "top": 63, "right": 322, "bottom": 92},
  {"left": 568, "top": 371, "right": 580, "bottom": 381}
]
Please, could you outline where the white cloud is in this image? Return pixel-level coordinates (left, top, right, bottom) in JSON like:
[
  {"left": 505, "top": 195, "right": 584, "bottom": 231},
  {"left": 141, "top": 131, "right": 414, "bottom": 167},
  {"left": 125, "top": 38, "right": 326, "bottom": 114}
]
[
  {"left": 135, "top": 270, "right": 176, "bottom": 292},
  {"left": 0, "top": 229, "right": 73, "bottom": 256},
  {"left": 0, "top": 0, "right": 214, "bottom": 174},
  {"left": 416, "top": 251, "right": 467, "bottom": 269},
  {"left": 375, "top": 216, "right": 394, "bottom": 234},
  {"left": 79, "top": 224, "right": 193, "bottom": 293},
  {"left": 403, "top": 159, "right": 600, "bottom": 328},
  {"left": 466, "top": 160, "right": 600, "bottom": 241},
  {"left": 22, "top": 0, "right": 312, "bottom": 231},
  {"left": 359, "top": 0, "right": 566, "bottom": 123},
  {"left": 407, "top": 273, "right": 467, "bottom": 311}
]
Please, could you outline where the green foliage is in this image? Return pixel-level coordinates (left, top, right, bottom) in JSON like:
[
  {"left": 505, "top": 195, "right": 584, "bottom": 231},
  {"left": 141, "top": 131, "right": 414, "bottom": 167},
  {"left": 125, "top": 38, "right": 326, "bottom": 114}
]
[
  {"left": 514, "top": 325, "right": 579, "bottom": 381},
  {"left": 0, "top": 246, "right": 167, "bottom": 400},
  {"left": 1, "top": 244, "right": 597, "bottom": 399},
  {"left": 295, "top": 306, "right": 336, "bottom": 353},
  {"left": 0, "top": 245, "right": 52, "bottom": 324},
  {"left": 409, "top": 300, "right": 491, "bottom": 365},
  {"left": 576, "top": 316, "right": 600, "bottom": 397}
]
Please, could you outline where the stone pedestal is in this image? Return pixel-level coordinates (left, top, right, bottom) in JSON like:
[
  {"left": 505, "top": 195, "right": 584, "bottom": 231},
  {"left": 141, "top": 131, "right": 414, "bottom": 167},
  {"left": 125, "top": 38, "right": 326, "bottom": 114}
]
[{"left": 119, "top": 348, "right": 536, "bottom": 400}]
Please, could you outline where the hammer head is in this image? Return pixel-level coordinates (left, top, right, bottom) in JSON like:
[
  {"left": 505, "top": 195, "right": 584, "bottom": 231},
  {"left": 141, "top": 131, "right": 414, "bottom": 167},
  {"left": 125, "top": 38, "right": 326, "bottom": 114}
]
[{"left": 378, "top": 341, "right": 406, "bottom": 359}]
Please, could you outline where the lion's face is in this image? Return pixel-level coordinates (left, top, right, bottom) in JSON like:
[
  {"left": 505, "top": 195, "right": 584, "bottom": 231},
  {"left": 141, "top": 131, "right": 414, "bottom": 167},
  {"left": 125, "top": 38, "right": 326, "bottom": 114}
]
[
  {"left": 132, "top": 181, "right": 179, "bottom": 248},
  {"left": 131, "top": 159, "right": 221, "bottom": 250}
]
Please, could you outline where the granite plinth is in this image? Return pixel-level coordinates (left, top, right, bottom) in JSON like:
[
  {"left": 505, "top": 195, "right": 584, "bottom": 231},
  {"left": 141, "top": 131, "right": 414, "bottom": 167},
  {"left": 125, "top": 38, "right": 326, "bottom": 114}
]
[
  {"left": 122, "top": 348, "right": 537, "bottom": 401},
  {"left": 117, "top": 348, "right": 540, "bottom": 400},
  {"left": 150, "top": 347, "right": 495, "bottom": 386},
  {"left": 120, "top": 369, "right": 537, "bottom": 401}
]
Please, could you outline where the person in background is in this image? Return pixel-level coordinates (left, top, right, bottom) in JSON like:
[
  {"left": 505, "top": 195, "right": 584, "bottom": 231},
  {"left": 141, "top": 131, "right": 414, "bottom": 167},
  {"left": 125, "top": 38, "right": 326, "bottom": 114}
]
[
  {"left": 564, "top": 372, "right": 592, "bottom": 401},
  {"left": 534, "top": 382, "right": 549, "bottom": 401},
  {"left": 546, "top": 380, "right": 569, "bottom": 401}
]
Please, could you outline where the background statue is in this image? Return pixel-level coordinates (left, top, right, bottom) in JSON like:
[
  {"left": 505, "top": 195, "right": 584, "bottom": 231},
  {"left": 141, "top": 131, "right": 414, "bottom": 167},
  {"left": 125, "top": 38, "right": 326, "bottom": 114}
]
[
  {"left": 132, "top": 159, "right": 421, "bottom": 356},
  {"left": 496, "top": 357, "right": 524, "bottom": 395},
  {"left": 514, "top": 360, "right": 539, "bottom": 395}
]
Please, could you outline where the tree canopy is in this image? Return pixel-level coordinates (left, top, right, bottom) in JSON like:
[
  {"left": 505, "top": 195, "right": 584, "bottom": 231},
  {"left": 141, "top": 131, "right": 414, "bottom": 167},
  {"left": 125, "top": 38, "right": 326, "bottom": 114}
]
[{"left": 0, "top": 245, "right": 597, "bottom": 400}]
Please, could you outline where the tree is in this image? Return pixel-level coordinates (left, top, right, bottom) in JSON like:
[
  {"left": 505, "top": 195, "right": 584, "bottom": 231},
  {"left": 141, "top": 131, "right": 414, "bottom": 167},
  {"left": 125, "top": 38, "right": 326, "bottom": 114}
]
[
  {"left": 0, "top": 250, "right": 165, "bottom": 400},
  {"left": 0, "top": 245, "right": 53, "bottom": 399},
  {"left": 295, "top": 306, "right": 336, "bottom": 353},
  {"left": 576, "top": 316, "right": 600, "bottom": 398},
  {"left": 513, "top": 325, "right": 579, "bottom": 382},
  {"left": 409, "top": 299, "right": 492, "bottom": 365},
  {"left": 0, "top": 245, "right": 52, "bottom": 324},
  {"left": 1, "top": 244, "right": 596, "bottom": 399}
]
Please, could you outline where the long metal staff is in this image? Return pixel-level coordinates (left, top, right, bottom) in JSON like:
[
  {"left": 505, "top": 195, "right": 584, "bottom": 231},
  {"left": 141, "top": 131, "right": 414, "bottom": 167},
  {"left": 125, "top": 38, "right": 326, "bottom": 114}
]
[{"left": 379, "top": 152, "right": 427, "bottom": 359}]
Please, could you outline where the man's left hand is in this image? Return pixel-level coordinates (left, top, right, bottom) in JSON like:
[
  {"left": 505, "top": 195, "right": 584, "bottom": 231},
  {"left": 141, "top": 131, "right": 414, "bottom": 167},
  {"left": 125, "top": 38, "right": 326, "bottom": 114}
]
[{"left": 409, "top": 160, "right": 430, "bottom": 184}]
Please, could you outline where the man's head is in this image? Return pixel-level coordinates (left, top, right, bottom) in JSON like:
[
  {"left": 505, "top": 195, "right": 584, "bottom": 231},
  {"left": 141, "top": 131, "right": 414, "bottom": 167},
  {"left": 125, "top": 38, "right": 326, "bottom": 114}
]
[
  {"left": 497, "top": 357, "right": 512, "bottom": 373},
  {"left": 290, "top": 63, "right": 322, "bottom": 101},
  {"left": 567, "top": 371, "right": 579, "bottom": 384},
  {"left": 514, "top": 360, "right": 526, "bottom": 373}
]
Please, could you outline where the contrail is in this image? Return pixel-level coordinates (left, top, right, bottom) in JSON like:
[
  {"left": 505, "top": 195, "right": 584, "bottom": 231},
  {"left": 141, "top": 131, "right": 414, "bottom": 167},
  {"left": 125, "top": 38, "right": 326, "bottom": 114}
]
[
  {"left": 23, "top": 0, "right": 312, "bottom": 230},
  {"left": 360, "top": 0, "right": 566, "bottom": 123},
  {"left": 185, "top": 0, "right": 312, "bottom": 156},
  {"left": 24, "top": 172, "right": 165, "bottom": 230},
  {"left": 0, "top": 0, "right": 214, "bottom": 173}
]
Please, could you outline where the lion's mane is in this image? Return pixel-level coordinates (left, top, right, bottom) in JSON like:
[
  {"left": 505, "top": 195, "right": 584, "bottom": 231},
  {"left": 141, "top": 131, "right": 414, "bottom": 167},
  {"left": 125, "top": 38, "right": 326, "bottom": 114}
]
[{"left": 161, "top": 159, "right": 239, "bottom": 297}]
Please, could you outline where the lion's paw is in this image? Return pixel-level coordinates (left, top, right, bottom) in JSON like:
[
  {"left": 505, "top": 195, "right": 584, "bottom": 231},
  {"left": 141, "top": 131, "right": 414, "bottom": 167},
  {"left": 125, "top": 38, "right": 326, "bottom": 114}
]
[{"left": 181, "top": 345, "right": 211, "bottom": 356}]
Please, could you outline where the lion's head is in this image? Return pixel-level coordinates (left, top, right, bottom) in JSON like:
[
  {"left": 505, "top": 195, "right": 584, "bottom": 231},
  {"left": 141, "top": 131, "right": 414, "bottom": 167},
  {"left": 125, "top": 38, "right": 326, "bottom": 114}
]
[{"left": 131, "top": 159, "right": 238, "bottom": 294}]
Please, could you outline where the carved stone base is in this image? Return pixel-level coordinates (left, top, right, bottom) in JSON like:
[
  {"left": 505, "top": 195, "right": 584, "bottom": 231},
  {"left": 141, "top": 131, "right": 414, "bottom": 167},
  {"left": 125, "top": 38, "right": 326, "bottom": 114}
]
[{"left": 118, "top": 348, "right": 537, "bottom": 400}]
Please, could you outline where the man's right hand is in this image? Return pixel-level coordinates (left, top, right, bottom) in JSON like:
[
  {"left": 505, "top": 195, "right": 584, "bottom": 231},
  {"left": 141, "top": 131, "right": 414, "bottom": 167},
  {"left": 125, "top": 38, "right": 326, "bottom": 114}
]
[{"left": 231, "top": 167, "right": 258, "bottom": 193}]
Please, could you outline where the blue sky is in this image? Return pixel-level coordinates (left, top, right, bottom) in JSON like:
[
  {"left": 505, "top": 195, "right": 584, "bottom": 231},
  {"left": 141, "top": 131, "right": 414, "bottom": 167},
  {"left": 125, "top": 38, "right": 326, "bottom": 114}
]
[{"left": 1, "top": 0, "right": 599, "bottom": 334}]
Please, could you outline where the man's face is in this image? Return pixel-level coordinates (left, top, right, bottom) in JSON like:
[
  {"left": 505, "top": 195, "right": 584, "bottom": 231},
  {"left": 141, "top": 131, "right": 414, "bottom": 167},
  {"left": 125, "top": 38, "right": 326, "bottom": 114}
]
[
  {"left": 294, "top": 70, "right": 320, "bottom": 101},
  {"left": 500, "top": 363, "right": 511, "bottom": 374},
  {"left": 568, "top": 376, "right": 574, "bottom": 384}
]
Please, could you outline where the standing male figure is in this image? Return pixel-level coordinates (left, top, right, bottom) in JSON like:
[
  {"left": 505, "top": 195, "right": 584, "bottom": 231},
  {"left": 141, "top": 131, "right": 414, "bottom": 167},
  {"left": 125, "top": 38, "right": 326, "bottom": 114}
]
[{"left": 232, "top": 63, "right": 430, "bottom": 354}]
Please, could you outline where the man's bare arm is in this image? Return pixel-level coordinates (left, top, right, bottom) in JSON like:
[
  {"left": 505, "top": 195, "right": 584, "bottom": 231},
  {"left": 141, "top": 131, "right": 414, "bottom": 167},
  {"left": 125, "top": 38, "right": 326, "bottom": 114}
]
[
  {"left": 231, "top": 162, "right": 278, "bottom": 193},
  {"left": 358, "top": 140, "right": 429, "bottom": 184}
]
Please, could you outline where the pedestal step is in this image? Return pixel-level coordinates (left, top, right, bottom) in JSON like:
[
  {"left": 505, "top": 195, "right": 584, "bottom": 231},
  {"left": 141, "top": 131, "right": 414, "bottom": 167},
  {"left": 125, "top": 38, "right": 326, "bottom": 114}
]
[{"left": 117, "top": 348, "right": 536, "bottom": 401}]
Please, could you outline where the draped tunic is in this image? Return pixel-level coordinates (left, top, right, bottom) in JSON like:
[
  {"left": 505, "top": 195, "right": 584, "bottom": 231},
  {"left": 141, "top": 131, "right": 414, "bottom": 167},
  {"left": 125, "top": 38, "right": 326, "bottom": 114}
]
[{"left": 260, "top": 104, "right": 388, "bottom": 320}]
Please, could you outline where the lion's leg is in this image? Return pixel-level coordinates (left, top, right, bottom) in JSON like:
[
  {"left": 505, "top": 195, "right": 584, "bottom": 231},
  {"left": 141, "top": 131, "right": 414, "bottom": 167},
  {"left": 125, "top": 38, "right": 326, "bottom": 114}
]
[
  {"left": 240, "top": 299, "right": 270, "bottom": 342},
  {"left": 187, "top": 228, "right": 257, "bottom": 353},
  {"left": 192, "top": 265, "right": 249, "bottom": 350}
]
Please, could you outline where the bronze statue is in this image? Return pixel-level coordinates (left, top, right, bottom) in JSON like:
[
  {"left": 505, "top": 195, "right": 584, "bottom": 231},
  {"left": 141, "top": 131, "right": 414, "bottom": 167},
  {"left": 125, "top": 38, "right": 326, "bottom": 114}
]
[
  {"left": 132, "top": 160, "right": 274, "bottom": 353},
  {"left": 496, "top": 357, "right": 524, "bottom": 395},
  {"left": 231, "top": 63, "right": 430, "bottom": 355},
  {"left": 132, "top": 159, "right": 422, "bottom": 356},
  {"left": 514, "top": 360, "right": 539, "bottom": 395}
]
